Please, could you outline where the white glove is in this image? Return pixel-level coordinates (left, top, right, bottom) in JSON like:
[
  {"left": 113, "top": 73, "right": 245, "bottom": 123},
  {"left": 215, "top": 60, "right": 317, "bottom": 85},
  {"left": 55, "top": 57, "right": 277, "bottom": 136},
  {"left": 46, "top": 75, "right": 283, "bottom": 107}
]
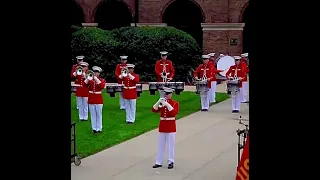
[
  {"left": 118, "top": 74, "right": 123, "bottom": 79},
  {"left": 72, "top": 72, "right": 76, "bottom": 76},
  {"left": 153, "top": 99, "right": 162, "bottom": 110},
  {"left": 84, "top": 79, "right": 89, "bottom": 84},
  {"left": 163, "top": 101, "right": 174, "bottom": 111},
  {"left": 128, "top": 73, "right": 135, "bottom": 80},
  {"left": 94, "top": 76, "right": 101, "bottom": 84}
]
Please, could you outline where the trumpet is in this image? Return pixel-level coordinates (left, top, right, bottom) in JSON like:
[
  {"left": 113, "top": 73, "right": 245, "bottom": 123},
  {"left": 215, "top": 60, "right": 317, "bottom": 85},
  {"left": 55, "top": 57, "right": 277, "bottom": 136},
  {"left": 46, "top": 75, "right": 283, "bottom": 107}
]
[
  {"left": 122, "top": 67, "right": 129, "bottom": 77},
  {"left": 158, "top": 98, "right": 167, "bottom": 108},
  {"left": 76, "top": 66, "right": 83, "bottom": 76},
  {"left": 86, "top": 70, "right": 94, "bottom": 80}
]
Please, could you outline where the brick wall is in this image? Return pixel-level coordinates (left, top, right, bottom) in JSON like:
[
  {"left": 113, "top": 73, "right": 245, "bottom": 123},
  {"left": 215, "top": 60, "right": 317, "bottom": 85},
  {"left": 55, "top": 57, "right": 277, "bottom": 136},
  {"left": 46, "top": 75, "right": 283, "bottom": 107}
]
[{"left": 73, "top": 0, "right": 249, "bottom": 55}]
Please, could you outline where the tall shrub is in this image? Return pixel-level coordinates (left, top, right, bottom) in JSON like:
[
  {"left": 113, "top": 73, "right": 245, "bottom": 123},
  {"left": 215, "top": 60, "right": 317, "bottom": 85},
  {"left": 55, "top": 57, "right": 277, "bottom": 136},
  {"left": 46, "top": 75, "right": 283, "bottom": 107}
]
[{"left": 71, "top": 26, "right": 202, "bottom": 83}]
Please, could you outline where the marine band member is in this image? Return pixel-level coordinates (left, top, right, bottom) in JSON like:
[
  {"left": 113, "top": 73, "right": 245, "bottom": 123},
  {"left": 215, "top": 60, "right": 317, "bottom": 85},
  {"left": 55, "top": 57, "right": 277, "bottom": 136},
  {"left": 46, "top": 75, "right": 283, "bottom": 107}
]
[
  {"left": 84, "top": 66, "right": 106, "bottom": 133},
  {"left": 115, "top": 56, "right": 128, "bottom": 110},
  {"left": 208, "top": 53, "right": 223, "bottom": 103},
  {"left": 193, "top": 55, "right": 216, "bottom": 111},
  {"left": 118, "top": 64, "right": 140, "bottom": 124},
  {"left": 226, "top": 56, "right": 245, "bottom": 113},
  {"left": 240, "top": 53, "right": 249, "bottom": 103},
  {"left": 152, "top": 87, "right": 179, "bottom": 169},
  {"left": 71, "top": 62, "right": 89, "bottom": 121},
  {"left": 155, "top": 51, "right": 175, "bottom": 98},
  {"left": 71, "top": 55, "right": 85, "bottom": 110}
]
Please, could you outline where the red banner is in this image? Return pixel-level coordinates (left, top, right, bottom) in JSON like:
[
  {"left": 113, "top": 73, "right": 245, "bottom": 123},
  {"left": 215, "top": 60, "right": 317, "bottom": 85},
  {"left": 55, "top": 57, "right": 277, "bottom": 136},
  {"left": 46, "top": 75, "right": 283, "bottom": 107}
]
[{"left": 236, "top": 135, "right": 249, "bottom": 180}]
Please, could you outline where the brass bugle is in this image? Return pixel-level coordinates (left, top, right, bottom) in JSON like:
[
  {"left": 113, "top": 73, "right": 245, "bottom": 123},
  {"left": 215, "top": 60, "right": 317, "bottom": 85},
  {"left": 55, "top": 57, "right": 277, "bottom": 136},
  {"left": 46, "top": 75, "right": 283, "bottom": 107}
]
[
  {"left": 122, "top": 67, "right": 129, "bottom": 77},
  {"left": 158, "top": 98, "right": 167, "bottom": 108},
  {"left": 76, "top": 66, "right": 83, "bottom": 75},
  {"left": 86, "top": 70, "right": 94, "bottom": 80}
]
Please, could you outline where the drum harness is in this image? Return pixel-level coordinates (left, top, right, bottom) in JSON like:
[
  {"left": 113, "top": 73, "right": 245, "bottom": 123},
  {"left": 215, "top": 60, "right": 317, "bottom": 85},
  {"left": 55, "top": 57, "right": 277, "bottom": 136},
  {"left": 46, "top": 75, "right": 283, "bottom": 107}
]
[
  {"left": 201, "top": 63, "right": 208, "bottom": 81},
  {"left": 161, "top": 61, "right": 168, "bottom": 82}
]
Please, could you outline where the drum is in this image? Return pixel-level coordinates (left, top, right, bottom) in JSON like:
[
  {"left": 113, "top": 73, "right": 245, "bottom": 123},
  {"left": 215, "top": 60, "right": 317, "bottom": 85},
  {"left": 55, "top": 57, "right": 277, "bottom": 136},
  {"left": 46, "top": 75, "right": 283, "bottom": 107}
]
[
  {"left": 114, "top": 84, "right": 123, "bottom": 92},
  {"left": 148, "top": 82, "right": 158, "bottom": 95},
  {"left": 71, "top": 82, "right": 77, "bottom": 93},
  {"left": 71, "top": 86, "right": 77, "bottom": 93},
  {"left": 227, "top": 79, "right": 240, "bottom": 97},
  {"left": 175, "top": 82, "right": 185, "bottom": 95},
  {"left": 217, "top": 56, "right": 235, "bottom": 77},
  {"left": 195, "top": 80, "right": 209, "bottom": 97},
  {"left": 156, "top": 82, "right": 165, "bottom": 90},
  {"left": 165, "top": 82, "right": 176, "bottom": 89},
  {"left": 136, "top": 84, "right": 142, "bottom": 97},
  {"left": 106, "top": 84, "right": 116, "bottom": 97}
]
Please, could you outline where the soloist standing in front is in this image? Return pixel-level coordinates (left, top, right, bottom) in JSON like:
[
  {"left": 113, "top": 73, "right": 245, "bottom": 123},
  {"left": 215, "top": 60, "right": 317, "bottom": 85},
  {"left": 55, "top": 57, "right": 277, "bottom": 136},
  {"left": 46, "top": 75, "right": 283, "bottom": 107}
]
[{"left": 152, "top": 87, "right": 179, "bottom": 169}]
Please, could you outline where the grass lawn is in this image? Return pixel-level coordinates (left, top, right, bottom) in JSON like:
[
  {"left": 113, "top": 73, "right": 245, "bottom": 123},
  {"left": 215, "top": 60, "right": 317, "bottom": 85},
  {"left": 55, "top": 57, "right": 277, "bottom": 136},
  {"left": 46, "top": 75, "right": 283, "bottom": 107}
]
[{"left": 71, "top": 91, "right": 229, "bottom": 158}]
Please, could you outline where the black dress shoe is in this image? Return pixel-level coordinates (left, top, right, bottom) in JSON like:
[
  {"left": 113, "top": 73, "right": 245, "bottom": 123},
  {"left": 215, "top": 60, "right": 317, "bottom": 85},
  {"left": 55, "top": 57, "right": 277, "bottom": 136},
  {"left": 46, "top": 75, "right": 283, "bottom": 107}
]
[
  {"left": 152, "top": 164, "right": 162, "bottom": 168},
  {"left": 232, "top": 110, "right": 237, "bottom": 113},
  {"left": 127, "top": 122, "right": 134, "bottom": 124},
  {"left": 93, "top": 130, "right": 97, "bottom": 133},
  {"left": 201, "top": 109, "right": 204, "bottom": 111},
  {"left": 168, "top": 163, "right": 174, "bottom": 169},
  {"left": 203, "top": 109, "right": 208, "bottom": 111}
]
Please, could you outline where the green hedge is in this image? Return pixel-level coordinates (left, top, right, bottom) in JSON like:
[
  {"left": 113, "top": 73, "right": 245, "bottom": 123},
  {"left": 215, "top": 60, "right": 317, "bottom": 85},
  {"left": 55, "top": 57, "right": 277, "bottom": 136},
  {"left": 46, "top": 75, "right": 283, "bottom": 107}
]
[{"left": 71, "top": 26, "right": 202, "bottom": 83}]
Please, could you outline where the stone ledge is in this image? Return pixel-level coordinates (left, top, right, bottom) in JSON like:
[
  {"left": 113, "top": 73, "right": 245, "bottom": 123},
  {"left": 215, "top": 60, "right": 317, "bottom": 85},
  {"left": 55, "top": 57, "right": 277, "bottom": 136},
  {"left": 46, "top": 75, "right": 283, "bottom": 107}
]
[
  {"left": 201, "top": 23, "right": 245, "bottom": 31},
  {"left": 82, "top": 23, "right": 98, "bottom": 27},
  {"left": 130, "top": 23, "right": 167, "bottom": 27}
]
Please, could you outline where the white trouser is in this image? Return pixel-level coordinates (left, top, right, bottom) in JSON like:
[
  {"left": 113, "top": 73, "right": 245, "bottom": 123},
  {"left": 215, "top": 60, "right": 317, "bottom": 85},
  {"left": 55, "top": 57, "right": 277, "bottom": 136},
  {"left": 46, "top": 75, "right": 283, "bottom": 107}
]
[
  {"left": 200, "top": 91, "right": 210, "bottom": 110},
  {"left": 76, "top": 97, "right": 88, "bottom": 120},
  {"left": 124, "top": 99, "right": 136, "bottom": 123},
  {"left": 119, "top": 92, "right": 126, "bottom": 109},
  {"left": 156, "top": 132, "right": 176, "bottom": 165},
  {"left": 159, "top": 90, "right": 164, "bottom": 98},
  {"left": 241, "top": 82, "right": 248, "bottom": 102},
  {"left": 76, "top": 96, "right": 80, "bottom": 109},
  {"left": 209, "top": 81, "right": 217, "bottom": 103},
  {"left": 232, "top": 92, "right": 241, "bottom": 111},
  {"left": 89, "top": 104, "right": 103, "bottom": 131}
]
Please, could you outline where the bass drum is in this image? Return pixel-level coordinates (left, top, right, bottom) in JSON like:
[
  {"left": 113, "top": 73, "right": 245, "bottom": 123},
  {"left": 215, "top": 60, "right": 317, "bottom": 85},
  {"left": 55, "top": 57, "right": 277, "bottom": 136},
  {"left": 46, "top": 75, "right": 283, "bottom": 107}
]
[{"left": 217, "top": 56, "right": 235, "bottom": 77}]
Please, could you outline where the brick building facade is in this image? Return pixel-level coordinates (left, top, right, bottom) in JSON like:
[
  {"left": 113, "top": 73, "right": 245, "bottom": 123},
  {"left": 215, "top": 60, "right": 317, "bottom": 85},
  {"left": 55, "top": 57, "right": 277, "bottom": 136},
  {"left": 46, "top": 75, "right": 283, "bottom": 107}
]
[{"left": 71, "top": 0, "right": 250, "bottom": 55}]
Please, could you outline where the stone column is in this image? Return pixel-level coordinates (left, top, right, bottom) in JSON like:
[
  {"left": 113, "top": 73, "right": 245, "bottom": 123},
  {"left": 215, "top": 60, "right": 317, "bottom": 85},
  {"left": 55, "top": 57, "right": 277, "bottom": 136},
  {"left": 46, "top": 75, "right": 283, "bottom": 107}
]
[
  {"left": 81, "top": 23, "right": 99, "bottom": 28},
  {"left": 201, "top": 23, "right": 245, "bottom": 55},
  {"left": 130, "top": 23, "right": 167, "bottom": 27}
]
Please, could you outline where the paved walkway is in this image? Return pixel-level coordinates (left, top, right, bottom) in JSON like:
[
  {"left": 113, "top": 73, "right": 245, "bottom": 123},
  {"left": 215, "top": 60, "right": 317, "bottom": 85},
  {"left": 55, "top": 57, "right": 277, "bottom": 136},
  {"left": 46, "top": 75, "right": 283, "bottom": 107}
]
[{"left": 71, "top": 83, "right": 249, "bottom": 180}]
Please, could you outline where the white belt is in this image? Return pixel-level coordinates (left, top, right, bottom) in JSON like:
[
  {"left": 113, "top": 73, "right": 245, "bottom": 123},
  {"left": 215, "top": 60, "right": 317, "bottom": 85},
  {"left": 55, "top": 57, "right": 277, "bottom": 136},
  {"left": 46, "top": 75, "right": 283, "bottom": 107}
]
[
  {"left": 72, "top": 84, "right": 81, "bottom": 87},
  {"left": 89, "top": 91, "right": 102, "bottom": 94},
  {"left": 160, "top": 117, "right": 175, "bottom": 120},
  {"left": 123, "top": 86, "right": 136, "bottom": 89}
]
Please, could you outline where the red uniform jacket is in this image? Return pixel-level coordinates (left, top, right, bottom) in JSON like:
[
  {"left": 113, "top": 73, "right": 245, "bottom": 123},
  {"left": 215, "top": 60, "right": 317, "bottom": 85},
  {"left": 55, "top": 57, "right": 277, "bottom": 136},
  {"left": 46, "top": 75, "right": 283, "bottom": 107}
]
[
  {"left": 115, "top": 63, "right": 127, "bottom": 84},
  {"left": 85, "top": 77, "right": 106, "bottom": 104},
  {"left": 155, "top": 60, "right": 175, "bottom": 82},
  {"left": 240, "top": 60, "right": 249, "bottom": 82},
  {"left": 71, "top": 64, "right": 80, "bottom": 84},
  {"left": 122, "top": 73, "right": 140, "bottom": 99},
  {"left": 193, "top": 63, "right": 215, "bottom": 88},
  {"left": 152, "top": 99, "right": 179, "bottom": 133},
  {"left": 71, "top": 72, "right": 89, "bottom": 97},
  {"left": 226, "top": 64, "right": 245, "bottom": 88}
]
